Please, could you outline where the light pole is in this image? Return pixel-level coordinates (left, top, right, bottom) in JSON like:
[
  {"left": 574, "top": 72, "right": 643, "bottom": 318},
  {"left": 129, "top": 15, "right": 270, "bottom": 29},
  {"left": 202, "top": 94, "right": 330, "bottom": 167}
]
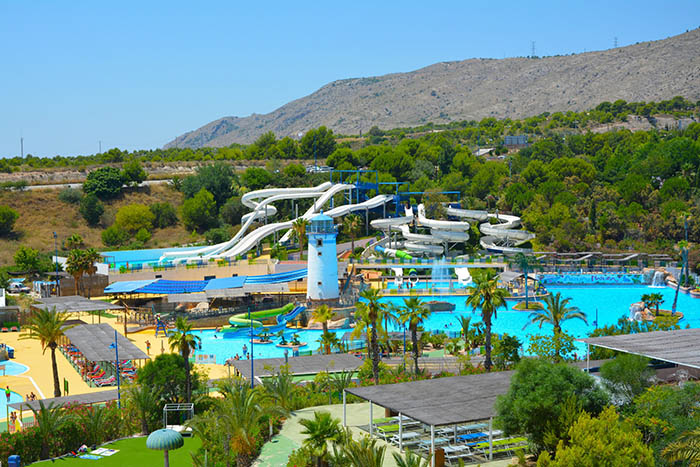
[
  {"left": 249, "top": 305, "right": 254, "bottom": 388},
  {"left": 109, "top": 330, "right": 121, "bottom": 409},
  {"left": 53, "top": 232, "right": 60, "bottom": 296}
]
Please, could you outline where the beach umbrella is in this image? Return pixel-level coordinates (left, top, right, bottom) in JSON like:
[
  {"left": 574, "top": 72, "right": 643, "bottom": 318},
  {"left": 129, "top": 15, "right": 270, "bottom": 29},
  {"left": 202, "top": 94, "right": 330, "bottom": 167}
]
[{"left": 146, "top": 428, "right": 184, "bottom": 467}]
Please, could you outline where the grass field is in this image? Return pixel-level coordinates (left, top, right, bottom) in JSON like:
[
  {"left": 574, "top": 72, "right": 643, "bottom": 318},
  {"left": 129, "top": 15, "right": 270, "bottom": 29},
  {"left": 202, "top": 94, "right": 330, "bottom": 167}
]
[{"left": 29, "top": 436, "right": 202, "bottom": 466}]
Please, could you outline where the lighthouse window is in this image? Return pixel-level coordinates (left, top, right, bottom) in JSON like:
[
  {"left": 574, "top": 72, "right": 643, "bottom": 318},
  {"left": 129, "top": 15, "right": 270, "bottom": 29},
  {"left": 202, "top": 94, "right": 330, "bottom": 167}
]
[{"left": 316, "top": 239, "right": 323, "bottom": 247}]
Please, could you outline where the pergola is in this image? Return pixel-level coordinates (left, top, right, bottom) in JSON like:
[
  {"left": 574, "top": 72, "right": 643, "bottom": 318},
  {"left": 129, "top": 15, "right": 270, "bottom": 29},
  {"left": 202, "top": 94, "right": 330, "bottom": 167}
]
[
  {"left": 33, "top": 295, "right": 124, "bottom": 324},
  {"left": 579, "top": 328, "right": 700, "bottom": 371},
  {"left": 345, "top": 371, "right": 514, "bottom": 466},
  {"left": 230, "top": 354, "right": 362, "bottom": 384},
  {"left": 8, "top": 389, "right": 119, "bottom": 425}
]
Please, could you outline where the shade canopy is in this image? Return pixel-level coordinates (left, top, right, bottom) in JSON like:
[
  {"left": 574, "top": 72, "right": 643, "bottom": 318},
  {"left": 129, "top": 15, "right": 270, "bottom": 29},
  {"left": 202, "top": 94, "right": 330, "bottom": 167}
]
[
  {"left": 146, "top": 429, "right": 184, "bottom": 451},
  {"left": 346, "top": 371, "right": 514, "bottom": 427},
  {"left": 579, "top": 328, "right": 700, "bottom": 369},
  {"left": 33, "top": 296, "right": 123, "bottom": 314},
  {"left": 63, "top": 323, "right": 149, "bottom": 362}
]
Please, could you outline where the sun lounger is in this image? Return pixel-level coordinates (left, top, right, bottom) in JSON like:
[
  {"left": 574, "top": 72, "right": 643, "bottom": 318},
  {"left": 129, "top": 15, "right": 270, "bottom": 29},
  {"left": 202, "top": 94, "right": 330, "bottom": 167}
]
[
  {"left": 390, "top": 431, "right": 421, "bottom": 446},
  {"left": 418, "top": 437, "right": 449, "bottom": 450}
]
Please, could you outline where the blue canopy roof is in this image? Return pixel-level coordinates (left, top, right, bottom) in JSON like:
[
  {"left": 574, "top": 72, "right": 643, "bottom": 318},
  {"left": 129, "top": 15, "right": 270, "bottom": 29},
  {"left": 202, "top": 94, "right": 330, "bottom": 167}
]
[
  {"left": 204, "top": 276, "right": 247, "bottom": 290},
  {"left": 104, "top": 279, "right": 157, "bottom": 294},
  {"left": 244, "top": 268, "right": 308, "bottom": 284},
  {"left": 105, "top": 269, "right": 308, "bottom": 295},
  {"left": 137, "top": 280, "right": 208, "bottom": 294}
]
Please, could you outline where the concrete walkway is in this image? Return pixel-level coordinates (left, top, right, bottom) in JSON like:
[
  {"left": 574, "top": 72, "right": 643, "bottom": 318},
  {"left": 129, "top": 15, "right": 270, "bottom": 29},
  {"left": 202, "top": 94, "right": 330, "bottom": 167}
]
[{"left": 254, "top": 402, "right": 516, "bottom": 467}]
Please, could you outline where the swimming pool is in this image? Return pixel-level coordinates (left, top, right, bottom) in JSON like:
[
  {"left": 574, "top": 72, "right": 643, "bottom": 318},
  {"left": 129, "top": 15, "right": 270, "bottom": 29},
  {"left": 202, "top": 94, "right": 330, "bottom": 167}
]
[
  {"left": 195, "top": 285, "right": 699, "bottom": 362},
  {"left": 0, "top": 361, "right": 29, "bottom": 376},
  {"left": 1, "top": 391, "right": 24, "bottom": 420}
]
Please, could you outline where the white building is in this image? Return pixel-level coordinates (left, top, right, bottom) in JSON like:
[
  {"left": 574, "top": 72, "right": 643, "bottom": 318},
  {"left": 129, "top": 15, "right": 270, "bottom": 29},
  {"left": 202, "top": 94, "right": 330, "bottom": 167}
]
[{"left": 306, "top": 212, "right": 339, "bottom": 302}]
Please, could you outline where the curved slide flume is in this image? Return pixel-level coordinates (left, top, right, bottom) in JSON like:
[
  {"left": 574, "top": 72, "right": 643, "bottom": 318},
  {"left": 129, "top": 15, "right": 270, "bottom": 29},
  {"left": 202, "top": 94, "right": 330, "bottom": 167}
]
[
  {"left": 160, "top": 182, "right": 333, "bottom": 262},
  {"left": 479, "top": 213, "right": 535, "bottom": 254},
  {"left": 277, "top": 183, "right": 355, "bottom": 243},
  {"left": 211, "top": 193, "right": 393, "bottom": 260},
  {"left": 222, "top": 303, "right": 296, "bottom": 330}
]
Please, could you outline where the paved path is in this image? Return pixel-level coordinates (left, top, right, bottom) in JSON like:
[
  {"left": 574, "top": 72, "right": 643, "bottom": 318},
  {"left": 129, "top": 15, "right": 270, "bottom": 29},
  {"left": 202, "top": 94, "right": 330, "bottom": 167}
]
[{"left": 25, "top": 179, "right": 168, "bottom": 190}]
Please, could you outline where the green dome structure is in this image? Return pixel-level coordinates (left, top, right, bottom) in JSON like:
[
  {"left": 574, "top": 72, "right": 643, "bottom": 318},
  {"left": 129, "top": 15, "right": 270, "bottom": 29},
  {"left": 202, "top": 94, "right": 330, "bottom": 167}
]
[{"left": 146, "top": 429, "right": 184, "bottom": 467}]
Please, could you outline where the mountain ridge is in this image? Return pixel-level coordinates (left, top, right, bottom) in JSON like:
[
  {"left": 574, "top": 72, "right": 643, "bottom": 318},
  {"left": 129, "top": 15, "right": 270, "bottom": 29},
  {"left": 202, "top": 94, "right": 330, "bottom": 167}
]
[{"left": 165, "top": 29, "right": 700, "bottom": 149}]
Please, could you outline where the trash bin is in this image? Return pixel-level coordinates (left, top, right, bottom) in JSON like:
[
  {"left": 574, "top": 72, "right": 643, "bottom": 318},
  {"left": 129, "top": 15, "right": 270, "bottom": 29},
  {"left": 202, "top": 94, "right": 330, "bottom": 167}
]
[
  {"left": 8, "top": 454, "right": 21, "bottom": 467},
  {"left": 7, "top": 346, "right": 14, "bottom": 359}
]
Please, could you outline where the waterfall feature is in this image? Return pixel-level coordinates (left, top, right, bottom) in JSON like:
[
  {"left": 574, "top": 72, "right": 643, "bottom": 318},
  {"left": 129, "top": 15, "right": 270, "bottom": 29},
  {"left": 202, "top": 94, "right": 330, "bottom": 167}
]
[
  {"left": 651, "top": 271, "right": 666, "bottom": 287},
  {"left": 431, "top": 257, "right": 451, "bottom": 290},
  {"left": 629, "top": 302, "right": 644, "bottom": 321}
]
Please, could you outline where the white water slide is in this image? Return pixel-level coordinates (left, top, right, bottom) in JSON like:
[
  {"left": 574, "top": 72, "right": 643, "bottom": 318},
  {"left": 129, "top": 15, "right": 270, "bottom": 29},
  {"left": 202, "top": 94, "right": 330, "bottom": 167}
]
[
  {"left": 160, "top": 182, "right": 335, "bottom": 262},
  {"left": 160, "top": 182, "right": 393, "bottom": 262},
  {"left": 443, "top": 206, "right": 535, "bottom": 254}
]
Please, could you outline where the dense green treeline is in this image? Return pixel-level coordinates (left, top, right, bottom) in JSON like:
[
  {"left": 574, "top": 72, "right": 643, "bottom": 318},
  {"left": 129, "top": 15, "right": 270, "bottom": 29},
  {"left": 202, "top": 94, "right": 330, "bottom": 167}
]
[{"left": 1, "top": 97, "right": 697, "bottom": 171}]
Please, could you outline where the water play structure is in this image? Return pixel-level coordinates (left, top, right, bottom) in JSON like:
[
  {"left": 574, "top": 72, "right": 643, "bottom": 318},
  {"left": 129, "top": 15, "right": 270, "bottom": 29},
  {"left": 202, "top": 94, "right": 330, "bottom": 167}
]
[{"left": 220, "top": 303, "right": 305, "bottom": 337}]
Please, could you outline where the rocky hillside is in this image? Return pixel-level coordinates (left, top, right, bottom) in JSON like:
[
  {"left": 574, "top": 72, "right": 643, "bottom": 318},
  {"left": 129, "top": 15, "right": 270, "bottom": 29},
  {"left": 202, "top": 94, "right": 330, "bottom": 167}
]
[{"left": 166, "top": 29, "right": 700, "bottom": 148}]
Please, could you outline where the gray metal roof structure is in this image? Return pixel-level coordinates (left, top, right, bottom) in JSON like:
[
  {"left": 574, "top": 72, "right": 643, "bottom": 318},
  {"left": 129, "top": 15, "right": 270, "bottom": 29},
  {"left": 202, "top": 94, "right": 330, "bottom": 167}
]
[
  {"left": 9, "top": 389, "right": 118, "bottom": 412},
  {"left": 579, "top": 328, "right": 700, "bottom": 369},
  {"left": 231, "top": 353, "right": 362, "bottom": 380},
  {"left": 340, "top": 331, "right": 423, "bottom": 341},
  {"left": 33, "top": 296, "right": 123, "bottom": 313},
  {"left": 63, "top": 323, "right": 149, "bottom": 362},
  {"left": 346, "top": 371, "right": 514, "bottom": 427}
]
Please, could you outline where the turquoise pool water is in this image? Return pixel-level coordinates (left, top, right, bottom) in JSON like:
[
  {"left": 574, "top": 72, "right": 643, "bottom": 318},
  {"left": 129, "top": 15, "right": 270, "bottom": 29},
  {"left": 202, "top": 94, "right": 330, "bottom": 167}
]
[
  {"left": 0, "top": 361, "right": 29, "bottom": 376},
  {"left": 0, "top": 391, "right": 24, "bottom": 419},
  {"left": 195, "top": 285, "right": 700, "bottom": 362}
]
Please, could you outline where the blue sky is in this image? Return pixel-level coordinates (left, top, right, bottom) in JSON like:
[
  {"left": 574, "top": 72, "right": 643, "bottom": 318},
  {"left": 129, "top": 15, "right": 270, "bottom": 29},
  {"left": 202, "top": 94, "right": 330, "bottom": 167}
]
[{"left": 1, "top": 1, "right": 698, "bottom": 158}]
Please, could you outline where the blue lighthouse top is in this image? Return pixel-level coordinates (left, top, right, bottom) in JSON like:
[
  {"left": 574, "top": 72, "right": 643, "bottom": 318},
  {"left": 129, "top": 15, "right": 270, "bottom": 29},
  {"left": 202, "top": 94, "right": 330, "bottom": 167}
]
[{"left": 308, "top": 210, "right": 336, "bottom": 234}]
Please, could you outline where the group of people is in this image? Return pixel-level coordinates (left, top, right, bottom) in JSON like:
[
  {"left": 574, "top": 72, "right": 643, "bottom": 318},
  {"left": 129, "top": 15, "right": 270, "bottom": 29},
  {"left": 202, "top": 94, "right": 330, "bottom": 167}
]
[{"left": 25, "top": 392, "right": 36, "bottom": 401}]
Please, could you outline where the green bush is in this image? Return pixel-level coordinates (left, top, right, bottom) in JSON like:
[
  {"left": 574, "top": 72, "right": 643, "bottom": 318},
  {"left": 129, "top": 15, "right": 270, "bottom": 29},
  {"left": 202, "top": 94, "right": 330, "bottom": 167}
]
[
  {"left": 82, "top": 167, "right": 124, "bottom": 200},
  {"left": 115, "top": 203, "right": 154, "bottom": 234},
  {"left": 0, "top": 205, "right": 19, "bottom": 236},
  {"left": 135, "top": 227, "right": 151, "bottom": 243},
  {"left": 181, "top": 188, "right": 218, "bottom": 232},
  {"left": 150, "top": 202, "right": 178, "bottom": 228},
  {"left": 102, "top": 224, "right": 130, "bottom": 247},
  {"left": 58, "top": 187, "right": 83, "bottom": 204},
  {"left": 79, "top": 193, "right": 104, "bottom": 226}
]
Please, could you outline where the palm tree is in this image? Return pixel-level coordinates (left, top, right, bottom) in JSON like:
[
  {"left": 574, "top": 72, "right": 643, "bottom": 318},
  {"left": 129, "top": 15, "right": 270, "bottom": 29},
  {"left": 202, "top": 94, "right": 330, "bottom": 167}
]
[
  {"left": 20, "top": 308, "right": 75, "bottom": 396},
  {"left": 168, "top": 316, "right": 200, "bottom": 403},
  {"left": 663, "top": 427, "right": 700, "bottom": 465},
  {"left": 529, "top": 292, "right": 587, "bottom": 334},
  {"left": 342, "top": 214, "right": 362, "bottom": 252},
  {"left": 65, "top": 233, "right": 84, "bottom": 250},
  {"left": 457, "top": 315, "right": 472, "bottom": 351},
  {"left": 341, "top": 435, "right": 387, "bottom": 467},
  {"left": 312, "top": 305, "right": 334, "bottom": 354},
  {"left": 641, "top": 293, "right": 664, "bottom": 317},
  {"left": 317, "top": 332, "right": 340, "bottom": 355},
  {"left": 300, "top": 411, "right": 346, "bottom": 467},
  {"left": 400, "top": 297, "right": 431, "bottom": 374},
  {"left": 393, "top": 449, "right": 431, "bottom": 467},
  {"left": 357, "top": 288, "right": 385, "bottom": 383},
  {"left": 31, "top": 401, "right": 73, "bottom": 459},
  {"left": 512, "top": 253, "right": 539, "bottom": 309},
  {"left": 672, "top": 240, "right": 689, "bottom": 314},
  {"left": 217, "top": 380, "right": 278, "bottom": 467},
  {"left": 125, "top": 383, "right": 160, "bottom": 434},
  {"left": 78, "top": 404, "right": 108, "bottom": 446},
  {"left": 82, "top": 248, "right": 102, "bottom": 301},
  {"left": 65, "top": 249, "right": 86, "bottom": 296},
  {"left": 292, "top": 218, "right": 310, "bottom": 259},
  {"left": 261, "top": 367, "right": 297, "bottom": 413},
  {"left": 466, "top": 270, "right": 509, "bottom": 371},
  {"left": 331, "top": 370, "right": 354, "bottom": 397}
]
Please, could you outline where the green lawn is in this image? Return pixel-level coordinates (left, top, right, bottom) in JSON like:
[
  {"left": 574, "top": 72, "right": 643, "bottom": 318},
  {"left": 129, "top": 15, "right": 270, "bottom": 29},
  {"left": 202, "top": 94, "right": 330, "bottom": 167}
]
[{"left": 30, "top": 436, "right": 201, "bottom": 466}]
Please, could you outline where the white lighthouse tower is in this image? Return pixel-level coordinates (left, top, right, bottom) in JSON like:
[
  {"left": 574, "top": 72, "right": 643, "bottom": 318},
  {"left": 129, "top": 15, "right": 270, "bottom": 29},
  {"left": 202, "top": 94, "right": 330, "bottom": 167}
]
[{"left": 306, "top": 211, "right": 339, "bottom": 303}]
